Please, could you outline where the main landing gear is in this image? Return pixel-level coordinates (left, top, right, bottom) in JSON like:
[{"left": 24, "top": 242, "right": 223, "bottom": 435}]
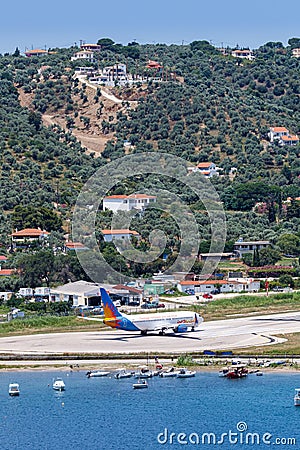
[{"left": 141, "top": 330, "right": 148, "bottom": 336}]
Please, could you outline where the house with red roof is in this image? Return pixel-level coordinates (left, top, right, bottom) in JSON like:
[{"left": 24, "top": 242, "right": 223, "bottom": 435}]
[
  {"left": 103, "top": 194, "right": 156, "bottom": 213},
  {"left": 280, "top": 135, "right": 299, "bottom": 146},
  {"left": 101, "top": 229, "right": 140, "bottom": 242},
  {"left": 11, "top": 228, "right": 50, "bottom": 249},
  {"left": 146, "top": 60, "right": 162, "bottom": 69},
  {"left": 268, "top": 127, "right": 299, "bottom": 146},
  {"left": 188, "top": 162, "right": 219, "bottom": 177},
  {"left": 25, "top": 49, "right": 48, "bottom": 57}
]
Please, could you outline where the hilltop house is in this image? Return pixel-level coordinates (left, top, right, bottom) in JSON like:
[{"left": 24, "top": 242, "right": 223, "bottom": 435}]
[
  {"left": 71, "top": 50, "right": 94, "bottom": 62},
  {"left": 25, "top": 49, "right": 48, "bottom": 57},
  {"left": 292, "top": 48, "right": 300, "bottom": 58},
  {"left": 103, "top": 194, "right": 156, "bottom": 213},
  {"left": 101, "top": 229, "right": 140, "bottom": 242},
  {"left": 80, "top": 43, "right": 101, "bottom": 52},
  {"left": 231, "top": 49, "right": 255, "bottom": 60},
  {"left": 11, "top": 228, "right": 50, "bottom": 250}
]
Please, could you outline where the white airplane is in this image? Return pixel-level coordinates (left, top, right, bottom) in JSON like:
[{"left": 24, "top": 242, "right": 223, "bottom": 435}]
[{"left": 100, "top": 288, "right": 203, "bottom": 335}]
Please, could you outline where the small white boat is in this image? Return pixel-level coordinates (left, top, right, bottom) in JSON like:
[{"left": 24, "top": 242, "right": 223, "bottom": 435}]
[
  {"left": 177, "top": 368, "right": 196, "bottom": 378},
  {"left": 133, "top": 379, "right": 148, "bottom": 389},
  {"left": 218, "top": 368, "right": 229, "bottom": 377},
  {"left": 294, "top": 388, "right": 300, "bottom": 406},
  {"left": 115, "top": 370, "right": 133, "bottom": 379},
  {"left": 134, "top": 369, "right": 153, "bottom": 379},
  {"left": 160, "top": 367, "right": 178, "bottom": 378},
  {"left": 9, "top": 383, "right": 20, "bottom": 396},
  {"left": 52, "top": 378, "right": 65, "bottom": 391},
  {"left": 86, "top": 370, "right": 110, "bottom": 378}
]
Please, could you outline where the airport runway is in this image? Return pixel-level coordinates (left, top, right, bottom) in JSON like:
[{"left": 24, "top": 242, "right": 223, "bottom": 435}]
[{"left": 0, "top": 310, "right": 299, "bottom": 355}]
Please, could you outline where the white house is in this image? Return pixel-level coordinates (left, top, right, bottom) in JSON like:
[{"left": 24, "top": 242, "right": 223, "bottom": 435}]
[
  {"left": 178, "top": 279, "right": 260, "bottom": 294},
  {"left": 231, "top": 49, "right": 255, "bottom": 60},
  {"left": 101, "top": 229, "right": 140, "bottom": 242},
  {"left": 188, "top": 162, "right": 219, "bottom": 177},
  {"left": 103, "top": 194, "right": 156, "bottom": 213},
  {"left": 71, "top": 51, "right": 94, "bottom": 62},
  {"left": 292, "top": 48, "right": 300, "bottom": 58},
  {"left": 80, "top": 43, "right": 101, "bottom": 52},
  {"left": 268, "top": 127, "right": 289, "bottom": 142},
  {"left": 280, "top": 135, "right": 299, "bottom": 146},
  {"left": 234, "top": 240, "right": 271, "bottom": 257}
]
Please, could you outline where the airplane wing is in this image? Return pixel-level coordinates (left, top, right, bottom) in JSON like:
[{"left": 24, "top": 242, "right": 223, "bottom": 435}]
[{"left": 77, "top": 316, "right": 104, "bottom": 322}]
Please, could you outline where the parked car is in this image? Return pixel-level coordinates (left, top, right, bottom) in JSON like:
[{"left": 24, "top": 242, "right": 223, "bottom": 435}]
[
  {"left": 128, "top": 300, "right": 140, "bottom": 307},
  {"left": 157, "top": 303, "right": 165, "bottom": 308},
  {"left": 202, "top": 293, "right": 213, "bottom": 299}
]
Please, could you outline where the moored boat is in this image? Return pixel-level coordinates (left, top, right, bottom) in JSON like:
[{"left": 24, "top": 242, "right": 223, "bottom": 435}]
[
  {"left": 134, "top": 368, "right": 153, "bottom": 378},
  {"left": 226, "top": 366, "right": 248, "bottom": 379},
  {"left": 86, "top": 370, "right": 110, "bottom": 378},
  {"left": 9, "top": 383, "right": 20, "bottom": 396},
  {"left": 176, "top": 368, "right": 196, "bottom": 378},
  {"left": 114, "top": 370, "right": 133, "bottom": 379},
  {"left": 218, "top": 368, "right": 229, "bottom": 377},
  {"left": 52, "top": 378, "right": 65, "bottom": 391},
  {"left": 294, "top": 388, "right": 300, "bottom": 406},
  {"left": 160, "top": 367, "right": 178, "bottom": 378},
  {"left": 133, "top": 379, "right": 148, "bottom": 389}
]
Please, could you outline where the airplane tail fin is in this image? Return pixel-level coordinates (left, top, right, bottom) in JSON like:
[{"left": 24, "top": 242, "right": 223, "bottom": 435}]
[{"left": 100, "top": 288, "right": 123, "bottom": 320}]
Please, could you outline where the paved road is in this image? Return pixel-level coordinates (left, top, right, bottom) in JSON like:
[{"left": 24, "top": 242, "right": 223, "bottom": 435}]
[{"left": 0, "top": 311, "right": 299, "bottom": 355}]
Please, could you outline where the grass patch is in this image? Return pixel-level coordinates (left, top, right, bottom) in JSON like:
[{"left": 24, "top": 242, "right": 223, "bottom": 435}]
[
  {"left": 194, "top": 292, "right": 300, "bottom": 321},
  {"left": 0, "top": 316, "right": 105, "bottom": 336},
  {"left": 236, "top": 333, "right": 300, "bottom": 356}
]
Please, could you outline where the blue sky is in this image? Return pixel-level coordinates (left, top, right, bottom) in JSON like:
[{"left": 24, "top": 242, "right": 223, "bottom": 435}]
[{"left": 1, "top": 0, "right": 299, "bottom": 53}]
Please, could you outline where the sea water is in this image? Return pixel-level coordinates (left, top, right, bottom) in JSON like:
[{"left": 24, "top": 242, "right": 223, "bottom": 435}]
[{"left": 0, "top": 371, "right": 299, "bottom": 450}]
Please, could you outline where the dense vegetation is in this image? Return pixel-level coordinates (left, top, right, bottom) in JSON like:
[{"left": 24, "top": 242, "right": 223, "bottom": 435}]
[{"left": 0, "top": 38, "right": 300, "bottom": 284}]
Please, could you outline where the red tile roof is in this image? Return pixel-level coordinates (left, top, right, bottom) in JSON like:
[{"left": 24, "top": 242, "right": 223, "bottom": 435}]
[
  {"left": 104, "top": 194, "right": 156, "bottom": 200},
  {"left": 281, "top": 135, "right": 299, "bottom": 141},
  {"left": 0, "top": 269, "right": 15, "bottom": 276},
  {"left": 271, "top": 127, "right": 288, "bottom": 132},
  {"left": 101, "top": 229, "right": 139, "bottom": 235},
  {"left": 65, "top": 242, "right": 86, "bottom": 249},
  {"left": 197, "top": 162, "right": 213, "bottom": 168},
  {"left": 11, "top": 228, "right": 50, "bottom": 237},
  {"left": 113, "top": 284, "right": 142, "bottom": 294}
]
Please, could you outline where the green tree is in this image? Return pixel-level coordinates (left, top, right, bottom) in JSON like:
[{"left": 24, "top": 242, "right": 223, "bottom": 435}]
[
  {"left": 258, "top": 247, "right": 281, "bottom": 266},
  {"left": 277, "top": 233, "right": 300, "bottom": 256}
]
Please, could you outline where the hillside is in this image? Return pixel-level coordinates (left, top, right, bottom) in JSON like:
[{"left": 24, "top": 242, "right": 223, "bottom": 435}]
[{"left": 0, "top": 39, "right": 300, "bottom": 280}]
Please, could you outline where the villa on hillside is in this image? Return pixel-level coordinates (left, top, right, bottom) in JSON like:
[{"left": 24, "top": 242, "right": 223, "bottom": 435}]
[
  {"left": 71, "top": 50, "right": 94, "bottom": 62},
  {"left": 233, "top": 239, "right": 271, "bottom": 258},
  {"left": 292, "top": 48, "right": 300, "bottom": 58},
  {"left": 24, "top": 49, "right": 49, "bottom": 57},
  {"left": 187, "top": 162, "right": 220, "bottom": 177},
  {"left": 80, "top": 43, "right": 101, "bottom": 52},
  {"left": 101, "top": 229, "right": 140, "bottom": 242},
  {"left": 103, "top": 194, "right": 156, "bottom": 213},
  {"left": 268, "top": 127, "right": 299, "bottom": 146},
  {"left": 231, "top": 49, "right": 255, "bottom": 60},
  {"left": 11, "top": 228, "right": 50, "bottom": 250}
]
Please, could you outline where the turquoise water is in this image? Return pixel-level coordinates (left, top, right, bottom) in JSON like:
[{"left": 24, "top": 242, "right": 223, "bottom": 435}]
[{"left": 0, "top": 371, "right": 299, "bottom": 449}]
